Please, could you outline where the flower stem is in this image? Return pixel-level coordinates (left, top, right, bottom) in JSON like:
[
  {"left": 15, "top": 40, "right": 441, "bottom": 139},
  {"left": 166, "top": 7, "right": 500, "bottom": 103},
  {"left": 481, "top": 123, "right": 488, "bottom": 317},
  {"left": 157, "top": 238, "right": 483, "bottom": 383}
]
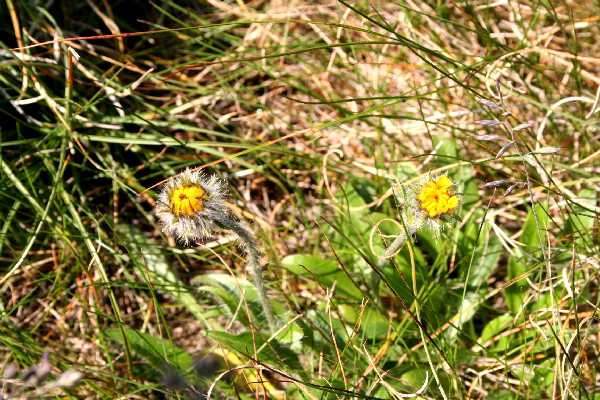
[
  {"left": 380, "top": 232, "right": 407, "bottom": 262},
  {"left": 214, "top": 214, "right": 276, "bottom": 333},
  {"left": 377, "top": 216, "right": 420, "bottom": 267}
]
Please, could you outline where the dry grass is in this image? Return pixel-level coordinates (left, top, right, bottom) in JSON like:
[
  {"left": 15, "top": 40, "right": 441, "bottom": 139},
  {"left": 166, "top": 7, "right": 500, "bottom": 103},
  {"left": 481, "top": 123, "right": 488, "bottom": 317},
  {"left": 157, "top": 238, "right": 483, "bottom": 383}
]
[{"left": 1, "top": 0, "right": 599, "bottom": 398}]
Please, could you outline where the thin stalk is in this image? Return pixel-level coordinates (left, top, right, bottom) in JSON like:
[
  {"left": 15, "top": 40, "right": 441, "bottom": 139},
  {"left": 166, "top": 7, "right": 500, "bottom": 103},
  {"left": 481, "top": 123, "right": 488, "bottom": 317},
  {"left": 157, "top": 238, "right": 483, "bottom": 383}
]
[
  {"left": 377, "top": 220, "right": 419, "bottom": 267},
  {"left": 406, "top": 228, "right": 448, "bottom": 400},
  {"left": 214, "top": 214, "right": 276, "bottom": 333}
]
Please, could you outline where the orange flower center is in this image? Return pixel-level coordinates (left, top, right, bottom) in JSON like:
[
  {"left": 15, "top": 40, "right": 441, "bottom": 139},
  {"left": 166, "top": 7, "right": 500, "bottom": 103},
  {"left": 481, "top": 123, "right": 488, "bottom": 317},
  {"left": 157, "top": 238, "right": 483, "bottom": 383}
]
[{"left": 170, "top": 185, "right": 205, "bottom": 216}]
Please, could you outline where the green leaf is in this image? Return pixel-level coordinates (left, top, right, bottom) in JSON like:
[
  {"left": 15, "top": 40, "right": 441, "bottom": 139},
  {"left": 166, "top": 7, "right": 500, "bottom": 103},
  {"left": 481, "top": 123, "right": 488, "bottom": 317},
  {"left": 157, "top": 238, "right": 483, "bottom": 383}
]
[
  {"left": 415, "top": 227, "right": 446, "bottom": 261},
  {"left": 276, "top": 323, "right": 304, "bottom": 353},
  {"left": 192, "top": 272, "right": 284, "bottom": 330},
  {"left": 281, "top": 254, "right": 363, "bottom": 300},
  {"left": 457, "top": 166, "right": 479, "bottom": 211},
  {"left": 400, "top": 368, "right": 429, "bottom": 390},
  {"left": 567, "top": 188, "right": 597, "bottom": 250},
  {"left": 394, "top": 162, "right": 420, "bottom": 181},
  {"left": 531, "top": 292, "right": 553, "bottom": 312},
  {"left": 380, "top": 263, "right": 415, "bottom": 308},
  {"left": 520, "top": 203, "right": 549, "bottom": 250},
  {"left": 485, "top": 390, "right": 519, "bottom": 400},
  {"left": 510, "top": 363, "right": 535, "bottom": 381},
  {"left": 444, "top": 218, "right": 501, "bottom": 343},
  {"left": 193, "top": 273, "right": 261, "bottom": 327},
  {"left": 504, "top": 204, "right": 548, "bottom": 314},
  {"left": 338, "top": 304, "right": 390, "bottom": 339},
  {"left": 445, "top": 291, "right": 484, "bottom": 343},
  {"left": 363, "top": 212, "right": 402, "bottom": 236},
  {"left": 505, "top": 255, "right": 527, "bottom": 314},
  {"left": 532, "top": 359, "right": 555, "bottom": 395},
  {"left": 468, "top": 221, "right": 502, "bottom": 289},
  {"left": 106, "top": 327, "right": 193, "bottom": 374},
  {"left": 400, "top": 368, "right": 451, "bottom": 397},
  {"left": 480, "top": 315, "right": 513, "bottom": 343},
  {"left": 301, "top": 309, "right": 352, "bottom": 353},
  {"left": 116, "top": 224, "right": 211, "bottom": 327},
  {"left": 207, "top": 331, "right": 303, "bottom": 375},
  {"left": 431, "top": 136, "right": 458, "bottom": 166},
  {"left": 335, "top": 182, "right": 368, "bottom": 211}
]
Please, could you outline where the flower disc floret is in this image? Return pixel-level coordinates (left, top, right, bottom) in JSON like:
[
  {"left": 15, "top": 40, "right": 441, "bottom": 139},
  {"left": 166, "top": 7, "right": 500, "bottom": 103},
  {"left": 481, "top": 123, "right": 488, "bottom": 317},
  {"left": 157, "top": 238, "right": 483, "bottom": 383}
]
[
  {"left": 170, "top": 185, "right": 205, "bottom": 216},
  {"left": 417, "top": 175, "right": 459, "bottom": 218}
]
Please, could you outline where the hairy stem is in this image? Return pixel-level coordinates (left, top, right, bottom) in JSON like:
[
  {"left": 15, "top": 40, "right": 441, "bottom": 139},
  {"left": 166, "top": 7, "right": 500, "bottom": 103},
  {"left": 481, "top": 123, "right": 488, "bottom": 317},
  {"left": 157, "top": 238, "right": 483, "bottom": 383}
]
[
  {"left": 376, "top": 214, "right": 422, "bottom": 267},
  {"left": 214, "top": 214, "right": 276, "bottom": 333}
]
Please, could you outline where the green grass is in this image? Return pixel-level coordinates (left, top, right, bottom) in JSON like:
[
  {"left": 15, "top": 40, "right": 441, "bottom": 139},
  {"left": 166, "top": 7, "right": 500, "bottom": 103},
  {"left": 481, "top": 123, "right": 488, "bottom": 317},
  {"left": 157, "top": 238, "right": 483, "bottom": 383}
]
[{"left": 1, "top": 0, "right": 599, "bottom": 398}]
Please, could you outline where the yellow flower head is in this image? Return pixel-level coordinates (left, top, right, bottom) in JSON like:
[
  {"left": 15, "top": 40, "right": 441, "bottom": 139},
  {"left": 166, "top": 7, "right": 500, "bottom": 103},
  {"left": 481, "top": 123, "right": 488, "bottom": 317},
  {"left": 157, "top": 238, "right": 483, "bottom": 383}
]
[
  {"left": 155, "top": 169, "right": 226, "bottom": 245},
  {"left": 382, "top": 174, "right": 460, "bottom": 262},
  {"left": 170, "top": 185, "right": 206, "bottom": 216},
  {"left": 416, "top": 175, "right": 459, "bottom": 218},
  {"left": 391, "top": 174, "right": 461, "bottom": 240}
]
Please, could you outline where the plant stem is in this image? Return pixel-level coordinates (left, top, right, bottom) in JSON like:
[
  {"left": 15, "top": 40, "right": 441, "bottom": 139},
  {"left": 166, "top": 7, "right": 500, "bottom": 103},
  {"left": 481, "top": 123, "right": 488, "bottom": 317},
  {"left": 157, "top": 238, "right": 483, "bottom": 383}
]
[
  {"left": 377, "top": 214, "right": 422, "bottom": 267},
  {"left": 377, "top": 232, "right": 407, "bottom": 266},
  {"left": 214, "top": 214, "right": 276, "bottom": 333}
]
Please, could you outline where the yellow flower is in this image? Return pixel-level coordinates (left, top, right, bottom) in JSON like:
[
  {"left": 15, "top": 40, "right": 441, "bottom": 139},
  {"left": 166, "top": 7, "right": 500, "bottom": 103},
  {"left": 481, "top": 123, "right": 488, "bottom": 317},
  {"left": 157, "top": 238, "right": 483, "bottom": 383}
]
[
  {"left": 388, "top": 173, "right": 461, "bottom": 248},
  {"left": 382, "top": 173, "right": 461, "bottom": 262},
  {"left": 155, "top": 169, "right": 226, "bottom": 245},
  {"left": 416, "top": 175, "right": 459, "bottom": 218},
  {"left": 154, "top": 168, "right": 277, "bottom": 332},
  {"left": 170, "top": 185, "right": 206, "bottom": 216}
]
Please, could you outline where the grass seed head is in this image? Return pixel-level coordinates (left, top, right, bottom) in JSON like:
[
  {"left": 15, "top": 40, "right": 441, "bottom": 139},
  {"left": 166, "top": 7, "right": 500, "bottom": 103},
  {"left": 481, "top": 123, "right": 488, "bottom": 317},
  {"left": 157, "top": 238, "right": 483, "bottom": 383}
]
[{"left": 154, "top": 168, "right": 227, "bottom": 245}]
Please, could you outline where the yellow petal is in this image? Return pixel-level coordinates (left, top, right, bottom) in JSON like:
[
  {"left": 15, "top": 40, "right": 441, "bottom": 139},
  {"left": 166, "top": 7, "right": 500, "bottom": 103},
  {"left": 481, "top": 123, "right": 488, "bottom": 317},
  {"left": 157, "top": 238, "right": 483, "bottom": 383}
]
[
  {"left": 436, "top": 175, "right": 452, "bottom": 190},
  {"left": 447, "top": 196, "right": 459, "bottom": 210}
]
